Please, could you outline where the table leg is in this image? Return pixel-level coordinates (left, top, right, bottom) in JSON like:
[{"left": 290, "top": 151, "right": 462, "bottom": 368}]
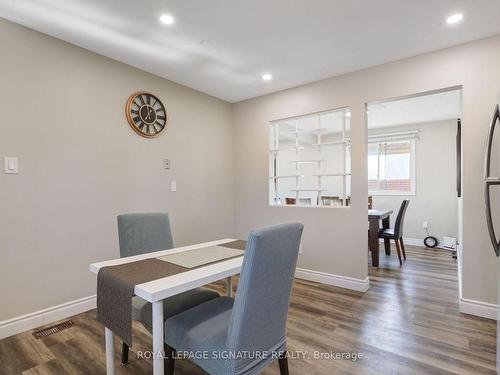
[
  {"left": 369, "top": 218, "right": 380, "bottom": 267},
  {"left": 382, "top": 216, "right": 391, "bottom": 255},
  {"left": 152, "top": 300, "right": 164, "bottom": 375},
  {"left": 105, "top": 327, "right": 115, "bottom": 375},
  {"left": 226, "top": 276, "right": 233, "bottom": 297}
]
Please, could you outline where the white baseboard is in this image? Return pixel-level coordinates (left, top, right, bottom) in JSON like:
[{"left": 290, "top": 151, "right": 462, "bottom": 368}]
[
  {"left": 378, "top": 237, "right": 456, "bottom": 251},
  {"left": 295, "top": 268, "right": 370, "bottom": 292},
  {"left": 0, "top": 295, "right": 96, "bottom": 339},
  {"left": 459, "top": 298, "right": 498, "bottom": 320},
  {"left": 402, "top": 237, "right": 425, "bottom": 247},
  {"left": 378, "top": 237, "right": 424, "bottom": 247}
]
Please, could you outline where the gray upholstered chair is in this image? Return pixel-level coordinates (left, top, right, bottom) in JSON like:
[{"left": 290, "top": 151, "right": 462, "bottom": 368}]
[
  {"left": 117, "top": 213, "right": 220, "bottom": 365},
  {"left": 162, "top": 222, "right": 304, "bottom": 375}
]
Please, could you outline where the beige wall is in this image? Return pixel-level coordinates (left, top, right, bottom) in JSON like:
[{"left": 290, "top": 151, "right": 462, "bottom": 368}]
[
  {"left": 232, "top": 35, "right": 500, "bottom": 305},
  {"left": 369, "top": 120, "right": 458, "bottom": 242},
  {"left": 0, "top": 19, "right": 234, "bottom": 321},
  {"left": 2, "top": 17, "right": 500, "bottom": 322}
]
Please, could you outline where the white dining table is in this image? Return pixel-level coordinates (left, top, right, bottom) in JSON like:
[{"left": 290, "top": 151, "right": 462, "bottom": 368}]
[{"left": 90, "top": 238, "right": 243, "bottom": 375}]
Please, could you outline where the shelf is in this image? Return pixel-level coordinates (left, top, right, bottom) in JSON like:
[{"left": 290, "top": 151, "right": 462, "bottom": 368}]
[
  {"left": 269, "top": 175, "right": 301, "bottom": 179},
  {"left": 280, "top": 128, "right": 329, "bottom": 134},
  {"left": 311, "top": 140, "right": 350, "bottom": 146},
  {"left": 296, "top": 128, "right": 327, "bottom": 134},
  {"left": 289, "top": 159, "right": 327, "bottom": 163},
  {"left": 312, "top": 173, "right": 351, "bottom": 177},
  {"left": 290, "top": 188, "right": 327, "bottom": 192},
  {"left": 269, "top": 146, "right": 305, "bottom": 152}
]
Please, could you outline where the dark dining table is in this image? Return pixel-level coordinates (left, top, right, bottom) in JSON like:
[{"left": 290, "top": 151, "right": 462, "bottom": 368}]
[{"left": 368, "top": 209, "right": 393, "bottom": 267}]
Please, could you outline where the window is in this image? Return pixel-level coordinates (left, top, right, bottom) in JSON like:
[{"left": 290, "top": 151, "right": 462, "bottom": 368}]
[
  {"left": 269, "top": 108, "right": 351, "bottom": 207},
  {"left": 368, "top": 138, "right": 416, "bottom": 195}
]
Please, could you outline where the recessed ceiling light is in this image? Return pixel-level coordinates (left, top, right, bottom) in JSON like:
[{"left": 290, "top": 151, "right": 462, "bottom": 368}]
[
  {"left": 262, "top": 74, "right": 273, "bottom": 81},
  {"left": 160, "top": 14, "right": 175, "bottom": 25},
  {"left": 446, "top": 13, "right": 463, "bottom": 25}
]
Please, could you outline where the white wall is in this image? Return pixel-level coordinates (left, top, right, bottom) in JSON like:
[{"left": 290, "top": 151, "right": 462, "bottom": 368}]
[
  {"left": 0, "top": 19, "right": 234, "bottom": 321},
  {"left": 369, "top": 120, "right": 458, "bottom": 242},
  {"left": 232, "top": 34, "right": 500, "bottom": 306}
]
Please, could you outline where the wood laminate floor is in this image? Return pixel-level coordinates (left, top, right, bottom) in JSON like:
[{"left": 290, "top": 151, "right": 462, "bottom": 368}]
[{"left": 0, "top": 245, "right": 496, "bottom": 374}]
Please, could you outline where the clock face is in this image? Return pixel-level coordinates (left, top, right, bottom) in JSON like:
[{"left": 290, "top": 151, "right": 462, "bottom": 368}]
[{"left": 126, "top": 92, "right": 167, "bottom": 138}]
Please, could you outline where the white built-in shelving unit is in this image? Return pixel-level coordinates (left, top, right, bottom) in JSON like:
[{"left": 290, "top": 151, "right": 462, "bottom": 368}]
[{"left": 269, "top": 108, "right": 351, "bottom": 207}]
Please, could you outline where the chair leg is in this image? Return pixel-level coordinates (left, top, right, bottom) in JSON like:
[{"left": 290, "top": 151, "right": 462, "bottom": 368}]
[
  {"left": 121, "top": 342, "right": 129, "bottom": 365},
  {"left": 164, "top": 344, "right": 176, "bottom": 375},
  {"left": 394, "top": 239, "right": 403, "bottom": 267},
  {"left": 278, "top": 351, "right": 289, "bottom": 375},
  {"left": 400, "top": 237, "right": 407, "bottom": 260},
  {"left": 384, "top": 239, "right": 391, "bottom": 255}
]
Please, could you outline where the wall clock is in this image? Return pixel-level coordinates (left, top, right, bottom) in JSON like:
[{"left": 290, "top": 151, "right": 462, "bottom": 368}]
[{"left": 125, "top": 92, "right": 167, "bottom": 138}]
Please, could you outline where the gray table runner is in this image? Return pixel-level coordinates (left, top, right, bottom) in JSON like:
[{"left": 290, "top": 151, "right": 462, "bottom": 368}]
[
  {"left": 97, "top": 240, "right": 246, "bottom": 346},
  {"left": 157, "top": 246, "right": 244, "bottom": 268},
  {"left": 97, "top": 258, "right": 188, "bottom": 346},
  {"left": 221, "top": 240, "right": 246, "bottom": 250}
]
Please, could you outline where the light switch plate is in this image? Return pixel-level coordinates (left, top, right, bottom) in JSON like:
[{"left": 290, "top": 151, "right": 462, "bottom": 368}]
[
  {"left": 171, "top": 181, "right": 177, "bottom": 192},
  {"left": 4, "top": 157, "right": 18, "bottom": 174}
]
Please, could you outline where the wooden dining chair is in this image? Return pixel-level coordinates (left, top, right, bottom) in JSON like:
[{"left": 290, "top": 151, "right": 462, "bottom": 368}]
[
  {"left": 377, "top": 200, "right": 410, "bottom": 266},
  {"left": 163, "top": 223, "right": 304, "bottom": 375},
  {"left": 117, "top": 213, "right": 219, "bottom": 365}
]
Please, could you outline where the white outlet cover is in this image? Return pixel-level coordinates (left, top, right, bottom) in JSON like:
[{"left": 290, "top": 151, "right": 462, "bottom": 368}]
[{"left": 4, "top": 157, "right": 18, "bottom": 174}]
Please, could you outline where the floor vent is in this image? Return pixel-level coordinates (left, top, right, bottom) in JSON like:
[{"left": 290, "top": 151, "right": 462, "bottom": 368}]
[{"left": 32, "top": 320, "right": 74, "bottom": 339}]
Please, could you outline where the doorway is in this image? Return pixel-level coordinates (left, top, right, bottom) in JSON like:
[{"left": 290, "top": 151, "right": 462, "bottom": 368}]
[{"left": 366, "top": 87, "right": 463, "bottom": 290}]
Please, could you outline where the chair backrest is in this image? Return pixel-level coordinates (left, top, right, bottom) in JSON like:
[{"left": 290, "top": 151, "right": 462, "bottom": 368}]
[
  {"left": 394, "top": 200, "right": 410, "bottom": 238},
  {"left": 225, "top": 223, "right": 304, "bottom": 374},
  {"left": 117, "top": 213, "right": 174, "bottom": 258},
  {"left": 298, "top": 198, "right": 312, "bottom": 205},
  {"left": 321, "top": 196, "right": 342, "bottom": 206},
  {"left": 285, "top": 197, "right": 312, "bottom": 206}
]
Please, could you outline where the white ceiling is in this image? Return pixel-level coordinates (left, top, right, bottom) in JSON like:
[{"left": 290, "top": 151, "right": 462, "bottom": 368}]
[
  {"left": 367, "top": 89, "right": 462, "bottom": 129},
  {"left": 1, "top": 0, "right": 499, "bottom": 103}
]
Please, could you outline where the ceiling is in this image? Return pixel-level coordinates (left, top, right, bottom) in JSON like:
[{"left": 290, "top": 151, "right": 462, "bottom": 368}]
[
  {"left": 1, "top": 1, "right": 499, "bottom": 103},
  {"left": 367, "top": 89, "right": 462, "bottom": 129}
]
